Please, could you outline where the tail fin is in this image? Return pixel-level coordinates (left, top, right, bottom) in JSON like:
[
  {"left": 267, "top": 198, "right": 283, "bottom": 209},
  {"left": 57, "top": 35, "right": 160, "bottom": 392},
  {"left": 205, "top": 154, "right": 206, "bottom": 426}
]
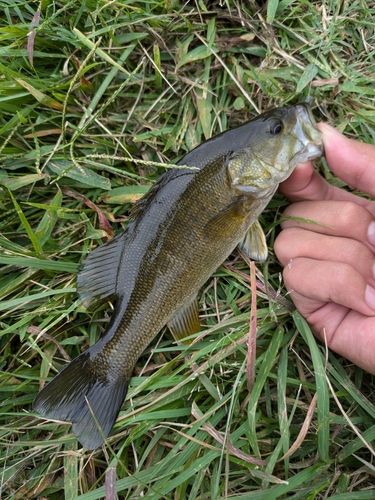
[{"left": 33, "top": 350, "right": 128, "bottom": 449}]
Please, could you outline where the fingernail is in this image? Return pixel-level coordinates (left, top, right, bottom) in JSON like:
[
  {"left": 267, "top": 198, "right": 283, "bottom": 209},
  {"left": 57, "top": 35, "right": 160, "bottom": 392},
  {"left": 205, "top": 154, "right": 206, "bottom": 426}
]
[
  {"left": 365, "top": 285, "right": 375, "bottom": 311},
  {"left": 318, "top": 122, "right": 344, "bottom": 137},
  {"left": 368, "top": 221, "right": 375, "bottom": 247}
]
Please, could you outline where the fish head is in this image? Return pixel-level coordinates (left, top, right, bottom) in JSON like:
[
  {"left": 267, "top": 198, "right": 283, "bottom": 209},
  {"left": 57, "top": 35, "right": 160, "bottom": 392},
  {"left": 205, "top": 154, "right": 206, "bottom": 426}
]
[{"left": 228, "top": 103, "right": 324, "bottom": 196}]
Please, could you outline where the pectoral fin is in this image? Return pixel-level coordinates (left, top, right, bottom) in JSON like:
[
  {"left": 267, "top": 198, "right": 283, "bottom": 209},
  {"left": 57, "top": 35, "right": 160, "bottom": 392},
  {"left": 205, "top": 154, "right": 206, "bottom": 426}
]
[
  {"left": 168, "top": 295, "right": 201, "bottom": 344},
  {"left": 204, "top": 197, "right": 246, "bottom": 238},
  {"left": 238, "top": 219, "right": 268, "bottom": 262}
]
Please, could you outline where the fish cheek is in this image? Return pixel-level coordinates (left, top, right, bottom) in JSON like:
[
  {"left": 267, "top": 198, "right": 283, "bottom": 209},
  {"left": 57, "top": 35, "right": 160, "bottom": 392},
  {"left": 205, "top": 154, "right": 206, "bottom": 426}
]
[
  {"left": 227, "top": 148, "right": 276, "bottom": 193},
  {"left": 245, "top": 130, "right": 298, "bottom": 176}
]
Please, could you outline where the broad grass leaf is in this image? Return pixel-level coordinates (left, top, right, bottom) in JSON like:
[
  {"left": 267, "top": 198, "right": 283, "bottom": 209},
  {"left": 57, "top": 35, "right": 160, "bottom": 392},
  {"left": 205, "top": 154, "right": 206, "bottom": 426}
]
[
  {"left": 340, "top": 84, "right": 375, "bottom": 95},
  {"left": 296, "top": 63, "right": 319, "bottom": 93},
  {"left": 0, "top": 287, "right": 76, "bottom": 311},
  {"left": 47, "top": 160, "right": 111, "bottom": 190},
  {"left": 267, "top": 0, "right": 279, "bottom": 24},
  {"left": 35, "top": 189, "right": 62, "bottom": 246},
  {"left": 0, "top": 256, "right": 78, "bottom": 273},
  {"left": 15, "top": 78, "right": 65, "bottom": 111},
  {"left": 177, "top": 45, "right": 217, "bottom": 69},
  {"left": 101, "top": 185, "right": 150, "bottom": 204},
  {"left": 196, "top": 89, "right": 212, "bottom": 140},
  {"left": 0, "top": 173, "right": 47, "bottom": 190}
]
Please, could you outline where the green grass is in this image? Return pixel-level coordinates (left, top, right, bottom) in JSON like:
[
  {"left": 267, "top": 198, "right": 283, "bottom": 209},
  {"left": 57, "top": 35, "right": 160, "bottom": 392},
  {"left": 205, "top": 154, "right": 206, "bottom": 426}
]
[{"left": 1, "top": 0, "right": 375, "bottom": 498}]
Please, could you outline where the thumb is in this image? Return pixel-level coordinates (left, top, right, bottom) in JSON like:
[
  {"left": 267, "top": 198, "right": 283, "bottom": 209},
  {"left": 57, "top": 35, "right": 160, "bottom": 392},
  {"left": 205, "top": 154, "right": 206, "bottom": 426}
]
[
  {"left": 321, "top": 123, "right": 375, "bottom": 197},
  {"left": 278, "top": 159, "right": 332, "bottom": 201},
  {"left": 279, "top": 123, "right": 375, "bottom": 208}
]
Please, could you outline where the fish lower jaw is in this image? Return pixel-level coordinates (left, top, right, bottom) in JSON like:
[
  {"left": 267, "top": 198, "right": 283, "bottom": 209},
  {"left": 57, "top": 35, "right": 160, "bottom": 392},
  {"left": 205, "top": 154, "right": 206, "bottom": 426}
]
[{"left": 296, "top": 142, "right": 324, "bottom": 163}]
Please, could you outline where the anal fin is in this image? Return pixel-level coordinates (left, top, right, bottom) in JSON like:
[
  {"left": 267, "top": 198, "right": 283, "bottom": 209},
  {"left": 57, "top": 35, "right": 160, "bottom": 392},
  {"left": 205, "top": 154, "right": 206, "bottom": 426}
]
[
  {"left": 238, "top": 219, "right": 268, "bottom": 262},
  {"left": 167, "top": 295, "right": 201, "bottom": 344}
]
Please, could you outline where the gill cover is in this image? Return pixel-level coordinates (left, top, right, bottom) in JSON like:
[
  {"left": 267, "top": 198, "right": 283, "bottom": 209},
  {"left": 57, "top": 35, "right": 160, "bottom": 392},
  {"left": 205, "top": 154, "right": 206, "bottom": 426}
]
[{"left": 227, "top": 103, "right": 323, "bottom": 194}]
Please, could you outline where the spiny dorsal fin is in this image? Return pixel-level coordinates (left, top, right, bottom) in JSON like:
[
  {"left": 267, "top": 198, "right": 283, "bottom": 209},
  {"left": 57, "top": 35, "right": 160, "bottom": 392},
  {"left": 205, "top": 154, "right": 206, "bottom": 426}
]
[
  {"left": 129, "top": 168, "right": 192, "bottom": 219},
  {"left": 77, "top": 232, "right": 126, "bottom": 308},
  {"left": 167, "top": 295, "right": 200, "bottom": 344},
  {"left": 238, "top": 219, "right": 268, "bottom": 262},
  {"left": 129, "top": 186, "right": 154, "bottom": 218}
]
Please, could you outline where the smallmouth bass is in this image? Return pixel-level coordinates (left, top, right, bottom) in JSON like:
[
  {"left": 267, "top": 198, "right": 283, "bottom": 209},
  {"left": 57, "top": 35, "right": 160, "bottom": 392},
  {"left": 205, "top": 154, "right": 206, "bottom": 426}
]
[{"left": 34, "top": 103, "right": 323, "bottom": 449}]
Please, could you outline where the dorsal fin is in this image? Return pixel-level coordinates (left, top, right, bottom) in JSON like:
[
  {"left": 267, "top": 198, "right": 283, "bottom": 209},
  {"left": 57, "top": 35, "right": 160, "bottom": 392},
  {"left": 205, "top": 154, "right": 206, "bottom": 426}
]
[
  {"left": 129, "top": 187, "right": 153, "bottom": 218},
  {"left": 77, "top": 232, "right": 127, "bottom": 308},
  {"left": 129, "top": 172, "right": 174, "bottom": 219},
  {"left": 130, "top": 168, "right": 196, "bottom": 219}
]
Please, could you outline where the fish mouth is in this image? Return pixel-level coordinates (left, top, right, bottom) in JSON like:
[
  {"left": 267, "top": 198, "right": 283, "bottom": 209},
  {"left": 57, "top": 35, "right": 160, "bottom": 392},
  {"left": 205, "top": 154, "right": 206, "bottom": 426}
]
[{"left": 292, "top": 103, "right": 324, "bottom": 162}]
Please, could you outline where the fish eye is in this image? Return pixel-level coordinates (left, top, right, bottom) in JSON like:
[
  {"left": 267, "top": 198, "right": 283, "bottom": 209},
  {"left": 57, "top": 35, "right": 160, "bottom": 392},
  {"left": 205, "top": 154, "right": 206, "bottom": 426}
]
[{"left": 268, "top": 120, "right": 283, "bottom": 135}]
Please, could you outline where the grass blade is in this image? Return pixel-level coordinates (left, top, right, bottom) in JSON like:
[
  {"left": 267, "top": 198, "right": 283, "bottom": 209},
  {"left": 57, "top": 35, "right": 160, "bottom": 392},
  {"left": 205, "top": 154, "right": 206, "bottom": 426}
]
[{"left": 293, "top": 310, "right": 330, "bottom": 462}]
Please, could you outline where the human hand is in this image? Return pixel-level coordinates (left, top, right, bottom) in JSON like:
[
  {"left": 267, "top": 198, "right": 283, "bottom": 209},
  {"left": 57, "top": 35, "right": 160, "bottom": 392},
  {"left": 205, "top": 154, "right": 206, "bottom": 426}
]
[{"left": 274, "top": 123, "right": 375, "bottom": 374}]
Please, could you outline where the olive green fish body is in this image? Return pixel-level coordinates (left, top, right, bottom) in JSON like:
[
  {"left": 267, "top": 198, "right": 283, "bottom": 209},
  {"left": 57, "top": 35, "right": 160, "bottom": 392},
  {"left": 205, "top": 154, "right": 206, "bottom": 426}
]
[
  {"left": 88, "top": 156, "right": 268, "bottom": 376},
  {"left": 33, "top": 103, "right": 323, "bottom": 449}
]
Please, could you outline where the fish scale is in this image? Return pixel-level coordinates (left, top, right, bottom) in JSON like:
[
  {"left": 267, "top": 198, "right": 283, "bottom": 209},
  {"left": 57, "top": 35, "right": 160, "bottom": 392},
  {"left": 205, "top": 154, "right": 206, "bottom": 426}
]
[
  {"left": 34, "top": 103, "right": 323, "bottom": 449},
  {"left": 102, "top": 156, "right": 249, "bottom": 367}
]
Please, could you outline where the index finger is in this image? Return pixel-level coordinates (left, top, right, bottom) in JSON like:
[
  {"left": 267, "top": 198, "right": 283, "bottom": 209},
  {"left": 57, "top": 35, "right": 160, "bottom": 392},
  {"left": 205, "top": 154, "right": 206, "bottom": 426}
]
[
  {"left": 323, "top": 123, "right": 375, "bottom": 194},
  {"left": 279, "top": 123, "right": 375, "bottom": 214}
]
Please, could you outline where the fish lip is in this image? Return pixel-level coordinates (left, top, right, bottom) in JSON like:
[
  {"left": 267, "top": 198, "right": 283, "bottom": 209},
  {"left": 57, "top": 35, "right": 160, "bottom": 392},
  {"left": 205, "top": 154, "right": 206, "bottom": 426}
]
[
  {"left": 292, "top": 103, "right": 324, "bottom": 162},
  {"left": 292, "top": 139, "right": 324, "bottom": 164},
  {"left": 299, "top": 135, "right": 325, "bottom": 161}
]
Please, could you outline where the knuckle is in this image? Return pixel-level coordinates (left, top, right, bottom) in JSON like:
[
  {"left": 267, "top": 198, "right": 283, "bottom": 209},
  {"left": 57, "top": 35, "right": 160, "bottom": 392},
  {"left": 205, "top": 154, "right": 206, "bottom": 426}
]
[
  {"left": 282, "top": 266, "right": 293, "bottom": 289},
  {"left": 282, "top": 256, "right": 303, "bottom": 288},
  {"left": 274, "top": 228, "right": 301, "bottom": 263},
  {"left": 332, "top": 262, "right": 353, "bottom": 290},
  {"left": 350, "top": 158, "right": 374, "bottom": 189},
  {"left": 346, "top": 239, "right": 368, "bottom": 260},
  {"left": 338, "top": 201, "right": 367, "bottom": 227},
  {"left": 282, "top": 201, "right": 304, "bottom": 219}
]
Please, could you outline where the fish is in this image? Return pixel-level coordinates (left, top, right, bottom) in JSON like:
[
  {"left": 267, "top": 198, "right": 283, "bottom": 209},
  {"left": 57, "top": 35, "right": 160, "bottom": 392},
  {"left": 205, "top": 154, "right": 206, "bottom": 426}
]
[{"left": 33, "top": 103, "right": 323, "bottom": 449}]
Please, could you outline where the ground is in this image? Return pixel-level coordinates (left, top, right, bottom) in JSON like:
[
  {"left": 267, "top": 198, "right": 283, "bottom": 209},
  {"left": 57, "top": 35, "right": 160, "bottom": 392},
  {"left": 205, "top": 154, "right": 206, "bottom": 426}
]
[{"left": 1, "top": 1, "right": 375, "bottom": 498}]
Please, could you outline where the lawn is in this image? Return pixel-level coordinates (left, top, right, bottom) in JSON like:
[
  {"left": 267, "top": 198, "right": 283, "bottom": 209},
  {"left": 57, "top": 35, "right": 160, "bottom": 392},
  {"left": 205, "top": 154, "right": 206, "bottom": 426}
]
[{"left": 1, "top": 0, "right": 375, "bottom": 498}]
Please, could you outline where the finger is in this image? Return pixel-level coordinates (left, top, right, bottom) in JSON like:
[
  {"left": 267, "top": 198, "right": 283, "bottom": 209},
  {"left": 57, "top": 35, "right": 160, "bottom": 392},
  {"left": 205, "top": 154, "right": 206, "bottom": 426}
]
[
  {"left": 279, "top": 125, "right": 375, "bottom": 214},
  {"left": 279, "top": 200, "right": 375, "bottom": 253},
  {"left": 275, "top": 228, "right": 375, "bottom": 286},
  {"left": 280, "top": 162, "right": 374, "bottom": 208},
  {"left": 283, "top": 288, "right": 348, "bottom": 331},
  {"left": 291, "top": 297, "right": 375, "bottom": 375},
  {"left": 313, "top": 309, "right": 375, "bottom": 375},
  {"left": 279, "top": 161, "right": 335, "bottom": 200},
  {"left": 321, "top": 123, "right": 375, "bottom": 198},
  {"left": 282, "top": 257, "right": 375, "bottom": 317}
]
